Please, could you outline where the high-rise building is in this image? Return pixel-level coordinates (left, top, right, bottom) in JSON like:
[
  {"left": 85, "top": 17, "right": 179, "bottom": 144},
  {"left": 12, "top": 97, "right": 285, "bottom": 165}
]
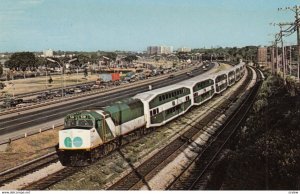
[
  {"left": 147, "top": 46, "right": 173, "bottom": 55},
  {"left": 257, "top": 47, "right": 268, "bottom": 67},
  {"left": 177, "top": 47, "right": 191, "bottom": 52},
  {"left": 43, "top": 49, "right": 53, "bottom": 57}
]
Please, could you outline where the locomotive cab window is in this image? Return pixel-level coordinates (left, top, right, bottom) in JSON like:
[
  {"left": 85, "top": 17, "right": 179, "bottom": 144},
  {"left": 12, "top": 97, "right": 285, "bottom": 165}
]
[{"left": 65, "top": 118, "right": 94, "bottom": 129}]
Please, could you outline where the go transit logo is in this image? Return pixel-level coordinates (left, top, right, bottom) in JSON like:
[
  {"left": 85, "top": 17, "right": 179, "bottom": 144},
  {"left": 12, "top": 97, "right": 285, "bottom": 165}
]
[{"left": 64, "top": 137, "right": 83, "bottom": 148}]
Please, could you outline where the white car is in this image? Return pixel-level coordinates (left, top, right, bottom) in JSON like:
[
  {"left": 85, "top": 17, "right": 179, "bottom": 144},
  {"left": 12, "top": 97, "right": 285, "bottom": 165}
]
[
  {"left": 74, "top": 88, "right": 82, "bottom": 93},
  {"left": 16, "top": 103, "right": 31, "bottom": 108}
]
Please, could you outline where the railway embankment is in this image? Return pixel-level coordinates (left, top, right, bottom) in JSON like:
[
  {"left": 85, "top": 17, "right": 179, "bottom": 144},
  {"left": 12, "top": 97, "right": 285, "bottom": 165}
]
[{"left": 215, "top": 74, "right": 300, "bottom": 190}]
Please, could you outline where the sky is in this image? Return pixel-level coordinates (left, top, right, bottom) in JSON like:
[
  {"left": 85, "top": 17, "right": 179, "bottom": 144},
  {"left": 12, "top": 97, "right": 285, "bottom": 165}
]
[{"left": 0, "top": 0, "right": 300, "bottom": 52}]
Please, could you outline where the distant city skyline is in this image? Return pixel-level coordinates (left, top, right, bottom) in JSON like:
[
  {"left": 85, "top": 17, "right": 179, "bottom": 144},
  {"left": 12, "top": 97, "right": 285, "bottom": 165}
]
[{"left": 1, "top": 0, "right": 300, "bottom": 52}]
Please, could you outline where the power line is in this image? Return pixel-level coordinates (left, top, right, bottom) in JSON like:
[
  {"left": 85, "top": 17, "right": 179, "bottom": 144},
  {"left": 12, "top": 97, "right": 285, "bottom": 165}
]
[{"left": 277, "top": 6, "right": 300, "bottom": 80}]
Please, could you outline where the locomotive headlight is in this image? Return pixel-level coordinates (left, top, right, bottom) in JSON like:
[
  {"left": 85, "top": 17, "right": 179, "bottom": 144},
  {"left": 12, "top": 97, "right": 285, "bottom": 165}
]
[
  {"left": 63, "top": 136, "right": 83, "bottom": 148},
  {"left": 73, "top": 137, "right": 83, "bottom": 147},
  {"left": 64, "top": 137, "right": 72, "bottom": 148}
]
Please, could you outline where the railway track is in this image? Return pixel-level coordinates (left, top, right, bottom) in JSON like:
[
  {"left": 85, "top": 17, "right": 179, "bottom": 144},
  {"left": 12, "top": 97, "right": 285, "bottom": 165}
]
[
  {"left": 22, "top": 167, "right": 83, "bottom": 190},
  {"left": 107, "top": 66, "right": 255, "bottom": 190},
  {"left": 1, "top": 64, "right": 251, "bottom": 190},
  {"left": 167, "top": 67, "right": 263, "bottom": 190},
  {"left": 0, "top": 152, "right": 58, "bottom": 187}
]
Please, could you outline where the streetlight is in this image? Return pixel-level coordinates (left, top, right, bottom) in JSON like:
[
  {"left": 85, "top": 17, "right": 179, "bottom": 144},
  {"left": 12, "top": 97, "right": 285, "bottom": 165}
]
[
  {"left": 46, "top": 58, "right": 64, "bottom": 99},
  {"left": 10, "top": 82, "right": 15, "bottom": 98},
  {"left": 68, "top": 58, "right": 78, "bottom": 83}
]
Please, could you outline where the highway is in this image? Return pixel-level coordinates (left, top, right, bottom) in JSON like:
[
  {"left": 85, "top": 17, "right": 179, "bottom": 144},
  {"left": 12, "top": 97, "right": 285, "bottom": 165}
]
[{"left": 0, "top": 63, "right": 214, "bottom": 136}]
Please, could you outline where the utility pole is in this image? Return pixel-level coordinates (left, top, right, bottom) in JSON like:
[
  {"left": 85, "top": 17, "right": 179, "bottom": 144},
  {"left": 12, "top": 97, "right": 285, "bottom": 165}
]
[
  {"left": 275, "top": 41, "right": 279, "bottom": 74},
  {"left": 269, "top": 40, "right": 276, "bottom": 74},
  {"left": 295, "top": 6, "right": 300, "bottom": 80},
  {"left": 289, "top": 45, "right": 292, "bottom": 75},
  {"left": 270, "top": 36, "right": 278, "bottom": 75},
  {"left": 270, "top": 46, "right": 274, "bottom": 74},
  {"left": 282, "top": 33, "right": 285, "bottom": 81},
  {"left": 279, "top": 5, "right": 300, "bottom": 80},
  {"left": 279, "top": 24, "right": 286, "bottom": 81},
  {"left": 271, "top": 22, "right": 294, "bottom": 81}
]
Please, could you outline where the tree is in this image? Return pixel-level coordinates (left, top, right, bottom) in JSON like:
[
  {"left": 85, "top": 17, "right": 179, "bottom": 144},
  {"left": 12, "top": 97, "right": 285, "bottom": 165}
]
[
  {"left": 223, "top": 76, "right": 300, "bottom": 189},
  {"left": 48, "top": 76, "right": 53, "bottom": 84},
  {"left": 0, "top": 63, "right": 3, "bottom": 77},
  {"left": 176, "top": 52, "right": 188, "bottom": 60},
  {"left": 191, "top": 46, "right": 258, "bottom": 63},
  {"left": 124, "top": 55, "right": 138, "bottom": 63},
  {"left": 76, "top": 54, "right": 90, "bottom": 66},
  {"left": 103, "top": 52, "right": 117, "bottom": 61},
  {"left": 84, "top": 68, "right": 88, "bottom": 77},
  {"left": 0, "top": 82, "right": 5, "bottom": 90},
  {"left": 5, "top": 52, "right": 38, "bottom": 71},
  {"left": 36, "top": 57, "right": 46, "bottom": 68},
  {"left": 0, "top": 64, "right": 5, "bottom": 89}
]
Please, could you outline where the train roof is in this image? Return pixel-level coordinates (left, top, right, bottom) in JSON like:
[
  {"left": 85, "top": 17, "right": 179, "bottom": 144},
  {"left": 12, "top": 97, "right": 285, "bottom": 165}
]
[
  {"left": 176, "top": 73, "right": 214, "bottom": 87},
  {"left": 104, "top": 98, "right": 143, "bottom": 114},
  {"left": 134, "top": 63, "right": 245, "bottom": 102},
  {"left": 65, "top": 110, "right": 102, "bottom": 120},
  {"left": 213, "top": 68, "right": 236, "bottom": 77},
  {"left": 134, "top": 84, "right": 190, "bottom": 102},
  {"left": 135, "top": 67, "right": 220, "bottom": 102}
]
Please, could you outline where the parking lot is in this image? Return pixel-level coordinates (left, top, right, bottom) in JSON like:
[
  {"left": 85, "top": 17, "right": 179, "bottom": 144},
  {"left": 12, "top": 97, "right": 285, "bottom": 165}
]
[{"left": 1, "top": 73, "right": 99, "bottom": 96}]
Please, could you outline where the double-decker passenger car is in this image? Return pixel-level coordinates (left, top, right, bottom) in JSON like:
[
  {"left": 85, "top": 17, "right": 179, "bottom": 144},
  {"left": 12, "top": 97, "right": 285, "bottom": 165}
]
[{"left": 134, "top": 85, "right": 193, "bottom": 127}]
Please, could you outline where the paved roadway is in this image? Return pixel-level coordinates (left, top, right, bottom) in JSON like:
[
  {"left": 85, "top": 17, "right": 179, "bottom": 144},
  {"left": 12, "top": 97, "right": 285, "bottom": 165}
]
[{"left": 0, "top": 63, "right": 215, "bottom": 137}]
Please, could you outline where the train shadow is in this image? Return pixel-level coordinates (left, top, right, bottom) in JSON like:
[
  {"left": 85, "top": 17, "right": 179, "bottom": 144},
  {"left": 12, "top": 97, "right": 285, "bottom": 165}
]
[{"left": 116, "top": 149, "right": 152, "bottom": 190}]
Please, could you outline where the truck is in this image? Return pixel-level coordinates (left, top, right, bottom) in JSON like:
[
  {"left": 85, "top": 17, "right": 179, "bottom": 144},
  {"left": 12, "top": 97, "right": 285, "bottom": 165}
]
[{"left": 99, "top": 73, "right": 120, "bottom": 83}]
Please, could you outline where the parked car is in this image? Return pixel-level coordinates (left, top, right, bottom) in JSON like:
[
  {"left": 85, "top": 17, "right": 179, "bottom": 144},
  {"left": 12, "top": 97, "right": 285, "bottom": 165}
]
[
  {"left": 23, "top": 99, "right": 35, "bottom": 103},
  {"left": 85, "top": 86, "right": 92, "bottom": 91},
  {"left": 9, "top": 98, "right": 23, "bottom": 107},
  {"left": 37, "top": 92, "right": 54, "bottom": 100},
  {"left": 168, "top": 74, "right": 175, "bottom": 79},
  {"left": 54, "top": 92, "right": 63, "bottom": 97},
  {"left": 188, "top": 73, "right": 194, "bottom": 77},
  {"left": 74, "top": 88, "right": 82, "bottom": 93},
  {"left": 16, "top": 103, "right": 32, "bottom": 108},
  {"left": 66, "top": 89, "right": 75, "bottom": 94},
  {"left": 91, "top": 84, "right": 105, "bottom": 89}
]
